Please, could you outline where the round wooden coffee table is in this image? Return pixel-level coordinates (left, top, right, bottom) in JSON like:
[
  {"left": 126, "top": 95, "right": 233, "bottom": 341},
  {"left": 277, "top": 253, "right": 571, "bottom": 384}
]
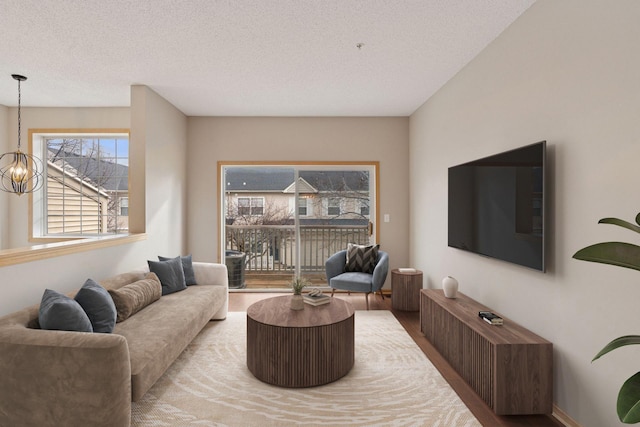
[{"left": 246, "top": 295, "right": 355, "bottom": 388}]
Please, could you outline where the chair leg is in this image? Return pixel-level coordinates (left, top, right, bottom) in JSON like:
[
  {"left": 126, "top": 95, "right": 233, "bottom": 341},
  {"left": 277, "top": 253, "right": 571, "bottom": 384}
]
[
  {"left": 365, "top": 293, "right": 370, "bottom": 310},
  {"left": 331, "top": 289, "right": 335, "bottom": 298},
  {"left": 379, "top": 290, "right": 385, "bottom": 300}
]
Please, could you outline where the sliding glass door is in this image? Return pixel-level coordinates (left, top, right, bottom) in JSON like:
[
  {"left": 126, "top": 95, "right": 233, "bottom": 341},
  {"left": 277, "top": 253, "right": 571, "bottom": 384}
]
[{"left": 220, "top": 162, "right": 377, "bottom": 290}]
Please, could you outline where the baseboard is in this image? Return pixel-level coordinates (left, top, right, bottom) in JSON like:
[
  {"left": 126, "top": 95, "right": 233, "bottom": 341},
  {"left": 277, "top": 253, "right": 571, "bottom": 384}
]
[{"left": 553, "top": 404, "right": 582, "bottom": 427}]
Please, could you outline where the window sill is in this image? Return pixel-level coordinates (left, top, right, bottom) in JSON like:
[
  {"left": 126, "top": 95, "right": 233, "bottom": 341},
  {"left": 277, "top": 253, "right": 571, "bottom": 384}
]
[{"left": 0, "top": 233, "right": 147, "bottom": 267}]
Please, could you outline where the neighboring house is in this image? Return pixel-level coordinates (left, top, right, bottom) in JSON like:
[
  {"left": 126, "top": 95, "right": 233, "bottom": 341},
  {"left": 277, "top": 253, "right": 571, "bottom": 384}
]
[
  {"left": 224, "top": 168, "right": 371, "bottom": 272},
  {"left": 225, "top": 168, "right": 370, "bottom": 224},
  {"left": 47, "top": 149, "right": 129, "bottom": 235},
  {"left": 46, "top": 161, "right": 110, "bottom": 234}
]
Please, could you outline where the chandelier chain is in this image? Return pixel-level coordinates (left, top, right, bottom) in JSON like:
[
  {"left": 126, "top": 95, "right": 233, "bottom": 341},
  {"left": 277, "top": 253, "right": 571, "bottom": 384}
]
[{"left": 17, "top": 78, "right": 21, "bottom": 150}]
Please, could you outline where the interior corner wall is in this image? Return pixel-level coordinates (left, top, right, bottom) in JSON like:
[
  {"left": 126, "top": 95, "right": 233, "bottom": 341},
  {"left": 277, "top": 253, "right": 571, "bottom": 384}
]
[
  {"left": 0, "top": 105, "right": 8, "bottom": 250},
  {"left": 186, "top": 116, "right": 410, "bottom": 280},
  {"left": 0, "top": 88, "right": 188, "bottom": 317},
  {"left": 131, "top": 85, "right": 188, "bottom": 253},
  {"left": 409, "top": 1, "right": 640, "bottom": 426}
]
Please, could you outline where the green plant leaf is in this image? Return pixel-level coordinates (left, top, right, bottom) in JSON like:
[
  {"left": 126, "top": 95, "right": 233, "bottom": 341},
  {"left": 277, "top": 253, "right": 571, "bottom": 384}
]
[
  {"left": 599, "top": 217, "right": 640, "bottom": 234},
  {"left": 618, "top": 372, "right": 640, "bottom": 423},
  {"left": 573, "top": 242, "right": 640, "bottom": 272},
  {"left": 593, "top": 336, "right": 640, "bottom": 362}
]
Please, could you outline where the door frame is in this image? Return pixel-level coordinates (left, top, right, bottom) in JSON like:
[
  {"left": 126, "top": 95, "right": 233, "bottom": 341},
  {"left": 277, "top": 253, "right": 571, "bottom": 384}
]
[{"left": 217, "top": 161, "right": 380, "bottom": 270}]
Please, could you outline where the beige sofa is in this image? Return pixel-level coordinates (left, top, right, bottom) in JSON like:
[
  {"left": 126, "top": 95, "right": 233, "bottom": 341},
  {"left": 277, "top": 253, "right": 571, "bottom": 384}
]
[{"left": 0, "top": 261, "right": 228, "bottom": 427}]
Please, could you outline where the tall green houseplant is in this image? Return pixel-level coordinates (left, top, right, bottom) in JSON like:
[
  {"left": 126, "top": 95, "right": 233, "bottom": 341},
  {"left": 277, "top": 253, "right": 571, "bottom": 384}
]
[{"left": 573, "top": 213, "right": 640, "bottom": 424}]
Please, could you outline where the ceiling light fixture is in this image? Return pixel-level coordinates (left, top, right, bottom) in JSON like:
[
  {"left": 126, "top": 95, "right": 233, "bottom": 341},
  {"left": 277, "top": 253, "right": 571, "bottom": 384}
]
[{"left": 0, "top": 74, "right": 43, "bottom": 196}]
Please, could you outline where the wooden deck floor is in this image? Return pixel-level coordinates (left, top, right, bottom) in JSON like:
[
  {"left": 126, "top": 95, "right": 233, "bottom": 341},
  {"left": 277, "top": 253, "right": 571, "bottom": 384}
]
[{"left": 234, "top": 272, "right": 328, "bottom": 290}]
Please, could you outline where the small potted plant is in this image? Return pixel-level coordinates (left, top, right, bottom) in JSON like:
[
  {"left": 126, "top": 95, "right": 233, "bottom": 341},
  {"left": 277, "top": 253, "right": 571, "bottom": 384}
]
[{"left": 289, "top": 276, "right": 309, "bottom": 310}]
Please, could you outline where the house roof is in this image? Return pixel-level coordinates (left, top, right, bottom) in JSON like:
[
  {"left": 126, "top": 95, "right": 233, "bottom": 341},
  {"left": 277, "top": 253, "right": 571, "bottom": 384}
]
[
  {"left": 47, "top": 161, "right": 109, "bottom": 198},
  {"left": 225, "top": 168, "right": 369, "bottom": 192},
  {"left": 283, "top": 177, "right": 317, "bottom": 194},
  {"left": 48, "top": 149, "right": 129, "bottom": 192}
]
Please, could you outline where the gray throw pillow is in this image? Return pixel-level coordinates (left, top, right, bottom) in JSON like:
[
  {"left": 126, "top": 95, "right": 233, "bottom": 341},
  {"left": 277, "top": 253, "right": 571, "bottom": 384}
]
[
  {"left": 159, "top": 254, "right": 197, "bottom": 286},
  {"left": 39, "top": 289, "right": 93, "bottom": 332},
  {"left": 74, "top": 278, "right": 117, "bottom": 333},
  {"left": 148, "top": 256, "right": 187, "bottom": 295},
  {"left": 345, "top": 243, "right": 380, "bottom": 274}
]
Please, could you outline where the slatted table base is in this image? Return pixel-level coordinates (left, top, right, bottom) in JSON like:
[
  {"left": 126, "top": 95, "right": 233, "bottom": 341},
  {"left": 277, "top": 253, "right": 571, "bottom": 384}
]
[
  {"left": 246, "top": 296, "right": 355, "bottom": 388},
  {"left": 391, "top": 269, "right": 423, "bottom": 311}
]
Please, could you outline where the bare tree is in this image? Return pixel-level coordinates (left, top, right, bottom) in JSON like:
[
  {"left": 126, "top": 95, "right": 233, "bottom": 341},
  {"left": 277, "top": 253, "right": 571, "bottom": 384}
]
[
  {"left": 225, "top": 197, "right": 293, "bottom": 269},
  {"left": 304, "top": 171, "right": 370, "bottom": 220}
]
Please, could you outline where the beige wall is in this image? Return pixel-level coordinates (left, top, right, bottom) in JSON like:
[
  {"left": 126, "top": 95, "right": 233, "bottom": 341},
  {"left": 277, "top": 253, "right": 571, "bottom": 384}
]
[
  {"left": 187, "top": 117, "right": 410, "bottom": 283},
  {"left": 0, "top": 105, "right": 8, "bottom": 250},
  {"left": 0, "top": 87, "right": 188, "bottom": 316},
  {"left": 410, "top": 1, "right": 640, "bottom": 425},
  {"left": 131, "top": 85, "right": 188, "bottom": 251}
]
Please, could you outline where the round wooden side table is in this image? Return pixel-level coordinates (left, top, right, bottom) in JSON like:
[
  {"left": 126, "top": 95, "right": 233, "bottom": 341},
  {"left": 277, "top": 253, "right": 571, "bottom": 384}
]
[
  {"left": 246, "top": 295, "right": 355, "bottom": 388},
  {"left": 391, "top": 269, "right": 423, "bottom": 311}
]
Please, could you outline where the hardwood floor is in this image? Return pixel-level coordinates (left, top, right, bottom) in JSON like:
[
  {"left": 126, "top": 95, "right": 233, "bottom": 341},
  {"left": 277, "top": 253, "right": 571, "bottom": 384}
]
[{"left": 229, "top": 291, "right": 563, "bottom": 427}]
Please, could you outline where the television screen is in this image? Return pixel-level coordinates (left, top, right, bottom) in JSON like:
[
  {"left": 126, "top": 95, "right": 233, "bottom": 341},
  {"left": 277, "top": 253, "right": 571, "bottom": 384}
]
[{"left": 448, "top": 141, "right": 545, "bottom": 271}]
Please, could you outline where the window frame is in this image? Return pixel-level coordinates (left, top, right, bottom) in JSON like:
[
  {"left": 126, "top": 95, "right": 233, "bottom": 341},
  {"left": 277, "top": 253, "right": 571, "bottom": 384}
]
[
  {"left": 32, "top": 131, "right": 130, "bottom": 239},
  {"left": 298, "top": 197, "right": 308, "bottom": 216},
  {"left": 327, "top": 197, "right": 341, "bottom": 216},
  {"left": 237, "top": 196, "right": 264, "bottom": 217},
  {"left": 120, "top": 197, "right": 129, "bottom": 217},
  {"left": 359, "top": 199, "right": 370, "bottom": 216}
]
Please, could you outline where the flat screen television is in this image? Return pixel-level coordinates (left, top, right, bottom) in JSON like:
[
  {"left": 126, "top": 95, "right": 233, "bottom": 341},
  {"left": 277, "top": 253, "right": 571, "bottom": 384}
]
[{"left": 448, "top": 141, "right": 546, "bottom": 271}]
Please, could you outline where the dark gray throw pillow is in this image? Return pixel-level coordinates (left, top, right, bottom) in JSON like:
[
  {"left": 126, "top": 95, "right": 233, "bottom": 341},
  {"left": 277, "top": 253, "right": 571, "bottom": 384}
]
[
  {"left": 159, "top": 254, "right": 197, "bottom": 286},
  {"left": 345, "top": 243, "right": 380, "bottom": 274},
  {"left": 74, "top": 278, "right": 117, "bottom": 333},
  {"left": 39, "top": 289, "right": 93, "bottom": 332},
  {"left": 148, "top": 256, "right": 187, "bottom": 295}
]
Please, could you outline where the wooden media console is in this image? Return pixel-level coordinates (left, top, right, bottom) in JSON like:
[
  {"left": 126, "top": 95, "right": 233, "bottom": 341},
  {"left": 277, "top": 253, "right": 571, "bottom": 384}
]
[{"left": 420, "top": 289, "right": 553, "bottom": 415}]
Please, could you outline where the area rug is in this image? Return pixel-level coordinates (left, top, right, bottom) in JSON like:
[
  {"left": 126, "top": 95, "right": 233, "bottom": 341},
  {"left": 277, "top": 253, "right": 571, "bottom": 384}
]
[{"left": 131, "top": 311, "right": 481, "bottom": 427}]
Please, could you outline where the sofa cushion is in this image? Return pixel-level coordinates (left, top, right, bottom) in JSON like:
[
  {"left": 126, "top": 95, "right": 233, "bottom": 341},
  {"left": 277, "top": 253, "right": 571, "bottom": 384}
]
[
  {"left": 113, "top": 284, "right": 225, "bottom": 401},
  {"left": 159, "top": 254, "right": 197, "bottom": 286},
  {"left": 148, "top": 257, "right": 187, "bottom": 295},
  {"left": 330, "top": 272, "right": 375, "bottom": 293},
  {"left": 39, "top": 289, "right": 93, "bottom": 332},
  {"left": 108, "top": 273, "right": 162, "bottom": 322},
  {"left": 75, "top": 278, "right": 117, "bottom": 333},
  {"left": 345, "top": 243, "right": 379, "bottom": 274}
]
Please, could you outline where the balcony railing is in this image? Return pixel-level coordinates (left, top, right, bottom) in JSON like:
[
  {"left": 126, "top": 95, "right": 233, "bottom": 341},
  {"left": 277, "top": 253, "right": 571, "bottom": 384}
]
[{"left": 225, "top": 224, "right": 369, "bottom": 273}]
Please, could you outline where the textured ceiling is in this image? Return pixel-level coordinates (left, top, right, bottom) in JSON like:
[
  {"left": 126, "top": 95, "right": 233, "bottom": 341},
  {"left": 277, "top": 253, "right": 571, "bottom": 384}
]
[{"left": 0, "top": 0, "right": 536, "bottom": 116}]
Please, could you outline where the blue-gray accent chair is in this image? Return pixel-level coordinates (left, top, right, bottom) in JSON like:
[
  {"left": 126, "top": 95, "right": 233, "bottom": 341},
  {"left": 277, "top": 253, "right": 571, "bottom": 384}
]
[{"left": 325, "top": 249, "right": 389, "bottom": 310}]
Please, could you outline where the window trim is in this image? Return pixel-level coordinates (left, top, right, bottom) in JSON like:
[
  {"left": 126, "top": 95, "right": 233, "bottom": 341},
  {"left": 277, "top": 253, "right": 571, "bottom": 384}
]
[
  {"left": 120, "top": 196, "right": 129, "bottom": 217},
  {"left": 0, "top": 233, "right": 147, "bottom": 267},
  {"left": 237, "top": 196, "right": 264, "bottom": 216},
  {"left": 327, "top": 197, "right": 341, "bottom": 216},
  {"left": 30, "top": 129, "right": 132, "bottom": 243},
  {"left": 298, "top": 197, "right": 308, "bottom": 216},
  {"left": 29, "top": 129, "right": 131, "bottom": 243}
]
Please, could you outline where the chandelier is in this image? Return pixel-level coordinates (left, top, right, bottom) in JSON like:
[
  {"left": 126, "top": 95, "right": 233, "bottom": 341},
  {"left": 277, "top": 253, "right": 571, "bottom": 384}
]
[{"left": 0, "top": 74, "right": 43, "bottom": 196}]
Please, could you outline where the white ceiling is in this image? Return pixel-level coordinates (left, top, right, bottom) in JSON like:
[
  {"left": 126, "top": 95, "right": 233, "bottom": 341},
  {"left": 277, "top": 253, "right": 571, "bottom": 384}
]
[{"left": 0, "top": 0, "right": 536, "bottom": 116}]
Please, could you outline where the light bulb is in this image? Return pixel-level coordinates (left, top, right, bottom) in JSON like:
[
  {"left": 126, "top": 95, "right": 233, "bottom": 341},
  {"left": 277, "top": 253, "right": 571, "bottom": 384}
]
[{"left": 10, "top": 155, "right": 28, "bottom": 183}]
